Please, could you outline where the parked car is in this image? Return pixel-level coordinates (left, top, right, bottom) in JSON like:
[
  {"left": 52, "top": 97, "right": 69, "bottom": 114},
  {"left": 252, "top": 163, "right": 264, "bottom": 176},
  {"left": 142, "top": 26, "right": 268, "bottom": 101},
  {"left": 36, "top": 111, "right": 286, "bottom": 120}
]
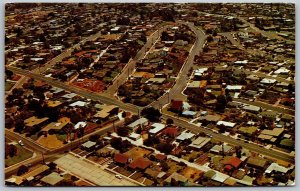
[
  {"left": 115, "top": 175, "right": 122, "bottom": 179},
  {"left": 18, "top": 140, "right": 24, "bottom": 146}
]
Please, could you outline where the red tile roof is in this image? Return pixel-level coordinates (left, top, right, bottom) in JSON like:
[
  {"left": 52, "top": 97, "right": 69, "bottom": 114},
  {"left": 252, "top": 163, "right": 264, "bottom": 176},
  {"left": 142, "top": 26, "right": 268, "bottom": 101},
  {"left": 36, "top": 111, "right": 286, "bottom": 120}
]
[
  {"left": 129, "top": 157, "right": 152, "bottom": 170},
  {"left": 114, "top": 153, "right": 129, "bottom": 164},
  {"left": 171, "top": 100, "right": 183, "bottom": 111},
  {"left": 162, "top": 127, "right": 179, "bottom": 137},
  {"left": 222, "top": 156, "right": 242, "bottom": 169},
  {"left": 155, "top": 154, "right": 167, "bottom": 161}
]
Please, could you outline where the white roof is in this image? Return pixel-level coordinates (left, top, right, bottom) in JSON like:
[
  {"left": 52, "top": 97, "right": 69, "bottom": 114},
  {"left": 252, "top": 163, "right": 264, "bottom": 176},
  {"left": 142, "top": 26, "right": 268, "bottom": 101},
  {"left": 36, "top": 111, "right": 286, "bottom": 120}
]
[
  {"left": 189, "top": 137, "right": 211, "bottom": 149},
  {"left": 243, "top": 105, "right": 261, "bottom": 112},
  {"left": 129, "top": 132, "right": 141, "bottom": 139},
  {"left": 260, "top": 78, "right": 276, "bottom": 84},
  {"left": 212, "top": 172, "right": 229, "bottom": 183},
  {"left": 176, "top": 130, "right": 195, "bottom": 141},
  {"left": 69, "top": 101, "right": 86, "bottom": 107},
  {"left": 50, "top": 87, "right": 64, "bottom": 94},
  {"left": 149, "top": 123, "right": 166, "bottom": 134},
  {"left": 226, "top": 85, "right": 243, "bottom": 90},
  {"left": 111, "top": 26, "right": 120, "bottom": 31},
  {"left": 194, "top": 68, "right": 208, "bottom": 76},
  {"left": 210, "top": 144, "right": 232, "bottom": 153},
  {"left": 74, "top": 121, "right": 87, "bottom": 129},
  {"left": 265, "top": 163, "right": 289, "bottom": 174},
  {"left": 217, "top": 121, "right": 236, "bottom": 128},
  {"left": 62, "top": 93, "right": 77, "bottom": 99},
  {"left": 234, "top": 60, "right": 248, "bottom": 64},
  {"left": 82, "top": 141, "right": 96, "bottom": 148},
  {"left": 128, "top": 118, "right": 148, "bottom": 129},
  {"left": 274, "top": 67, "right": 290, "bottom": 74}
]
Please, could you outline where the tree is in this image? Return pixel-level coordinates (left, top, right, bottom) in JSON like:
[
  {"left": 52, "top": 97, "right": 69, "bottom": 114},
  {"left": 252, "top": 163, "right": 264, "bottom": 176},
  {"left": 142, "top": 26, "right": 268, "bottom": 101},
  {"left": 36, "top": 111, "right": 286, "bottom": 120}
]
[
  {"left": 5, "top": 143, "right": 17, "bottom": 158},
  {"left": 166, "top": 118, "right": 174, "bottom": 125},
  {"left": 161, "top": 31, "right": 169, "bottom": 41},
  {"left": 161, "top": 160, "right": 169, "bottom": 171},
  {"left": 116, "top": 127, "right": 129, "bottom": 137},
  {"left": 110, "top": 137, "right": 123, "bottom": 150},
  {"left": 89, "top": 134, "right": 100, "bottom": 142},
  {"left": 156, "top": 143, "right": 174, "bottom": 154},
  {"left": 207, "top": 35, "right": 214, "bottom": 42},
  {"left": 141, "top": 107, "right": 161, "bottom": 122},
  {"left": 48, "top": 162, "right": 57, "bottom": 170},
  {"left": 17, "top": 165, "right": 29, "bottom": 176},
  {"left": 14, "top": 118, "right": 25, "bottom": 133},
  {"left": 5, "top": 70, "right": 14, "bottom": 79},
  {"left": 216, "top": 94, "right": 227, "bottom": 112}
]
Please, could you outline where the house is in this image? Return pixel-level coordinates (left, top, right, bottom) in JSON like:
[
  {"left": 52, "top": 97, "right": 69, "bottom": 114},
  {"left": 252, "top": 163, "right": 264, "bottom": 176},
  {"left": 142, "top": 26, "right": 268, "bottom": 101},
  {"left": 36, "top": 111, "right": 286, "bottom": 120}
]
[
  {"left": 189, "top": 137, "right": 211, "bottom": 150},
  {"left": 187, "top": 81, "right": 207, "bottom": 89},
  {"left": 206, "top": 85, "right": 222, "bottom": 91},
  {"left": 226, "top": 85, "right": 243, "bottom": 92},
  {"left": 246, "top": 157, "right": 268, "bottom": 169},
  {"left": 164, "top": 172, "right": 188, "bottom": 185},
  {"left": 279, "top": 138, "right": 294, "bottom": 149},
  {"left": 176, "top": 130, "right": 195, "bottom": 141},
  {"left": 81, "top": 141, "right": 96, "bottom": 151},
  {"left": 74, "top": 121, "right": 87, "bottom": 130},
  {"left": 128, "top": 157, "right": 152, "bottom": 170},
  {"left": 145, "top": 78, "right": 166, "bottom": 84},
  {"left": 127, "top": 117, "right": 149, "bottom": 130},
  {"left": 162, "top": 127, "right": 179, "bottom": 138},
  {"left": 114, "top": 153, "right": 129, "bottom": 165},
  {"left": 260, "top": 78, "right": 276, "bottom": 85},
  {"left": 210, "top": 144, "right": 233, "bottom": 155},
  {"left": 154, "top": 153, "right": 167, "bottom": 161},
  {"left": 6, "top": 165, "right": 49, "bottom": 186},
  {"left": 217, "top": 121, "right": 236, "bottom": 128},
  {"left": 170, "top": 100, "right": 183, "bottom": 113},
  {"left": 46, "top": 100, "right": 63, "bottom": 108},
  {"left": 24, "top": 116, "right": 49, "bottom": 131},
  {"left": 93, "top": 105, "right": 119, "bottom": 119},
  {"left": 41, "top": 121, "right": 69, "bottom": 132},
  {"left": 182, "top": 111, "right": 197, "bottom": 118},
  {"left": 221, "top": 156, "right": 243, "bottom": 172},
  {"left": 243, "top": 105, "right": 261, "bottom": 114},
  {"left": 265, "top": 162, "right": 290, "bottom": 174},
  {"left": 69, "top": 101, "right": 87, "bottom": 107},
  {"left": 260, "top": 110, "right": 278, "bottom": 119},
  {"left": 129, "top": 132, "right": 141, "bottom": 141},
  {"left": 149, "top": 123, "right": 166, "bottom": 135},
  {"left": 238, "top": 126, "right": 258, "bottom": 136}
]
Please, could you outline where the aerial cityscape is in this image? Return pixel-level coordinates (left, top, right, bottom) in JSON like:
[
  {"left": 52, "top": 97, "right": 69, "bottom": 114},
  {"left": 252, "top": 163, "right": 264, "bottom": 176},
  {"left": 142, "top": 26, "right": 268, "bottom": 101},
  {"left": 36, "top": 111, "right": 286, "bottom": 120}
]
[{"left": 4, "top": 3, "right": 295, "bottom": 187}]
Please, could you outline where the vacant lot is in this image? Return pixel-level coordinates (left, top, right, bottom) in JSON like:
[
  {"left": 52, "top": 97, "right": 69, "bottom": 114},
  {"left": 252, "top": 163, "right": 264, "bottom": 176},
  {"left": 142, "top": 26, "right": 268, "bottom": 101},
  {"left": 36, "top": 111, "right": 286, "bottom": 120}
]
[{"left": 37, "top": 134, "right": 64, "bottom": 149}]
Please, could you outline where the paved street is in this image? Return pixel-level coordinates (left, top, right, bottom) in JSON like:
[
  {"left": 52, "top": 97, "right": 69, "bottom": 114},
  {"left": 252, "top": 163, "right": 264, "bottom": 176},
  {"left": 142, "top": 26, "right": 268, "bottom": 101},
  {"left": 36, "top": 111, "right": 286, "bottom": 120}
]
[
  {"left": 232, "top": 98, "right": 294, "bottom": 116},
  {"left": 150, "top": 21, "right": 207, "bottom": 108},
  {"left": 106, "top": 26, "right": 168, "bottom": 95},
  {"left": 8, "top": 66, "right": 295, "bottom": 164},
  {"left": 161, "top": 114, "right": 294, "bottom": 163},
  {"left": 55, "top": 154, "right": 138, "bottom": 186}
]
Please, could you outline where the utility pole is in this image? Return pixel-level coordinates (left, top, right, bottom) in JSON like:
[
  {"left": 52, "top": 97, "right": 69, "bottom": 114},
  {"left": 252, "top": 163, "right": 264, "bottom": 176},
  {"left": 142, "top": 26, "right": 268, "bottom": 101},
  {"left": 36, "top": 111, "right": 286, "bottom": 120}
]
[{"left": 41, "top": 152, "right": 45, "bottom": 164}]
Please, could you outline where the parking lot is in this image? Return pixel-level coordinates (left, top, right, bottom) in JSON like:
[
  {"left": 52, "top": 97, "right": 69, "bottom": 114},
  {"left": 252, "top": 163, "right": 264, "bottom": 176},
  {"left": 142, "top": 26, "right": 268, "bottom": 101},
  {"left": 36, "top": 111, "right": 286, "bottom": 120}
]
[{"left": 54, "top": 154, "right": 138, "bottom": 186}]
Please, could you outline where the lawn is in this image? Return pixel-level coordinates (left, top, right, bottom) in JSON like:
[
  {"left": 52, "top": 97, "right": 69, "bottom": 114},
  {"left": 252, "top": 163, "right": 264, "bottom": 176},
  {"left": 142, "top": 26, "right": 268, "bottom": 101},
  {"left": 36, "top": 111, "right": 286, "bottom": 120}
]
[
  {"left": 5, "top": 145, "right": 33, "bottom": 167},
  {"left": 56, "top": 134, "right": 67, "bottom": 142}
]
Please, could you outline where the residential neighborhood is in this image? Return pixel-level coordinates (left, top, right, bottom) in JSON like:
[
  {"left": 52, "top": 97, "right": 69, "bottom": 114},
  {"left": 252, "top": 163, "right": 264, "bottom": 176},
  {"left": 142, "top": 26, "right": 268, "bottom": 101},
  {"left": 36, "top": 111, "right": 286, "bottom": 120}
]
[{"left": 5, "top": 3, "right": 295, "bottom": 187}]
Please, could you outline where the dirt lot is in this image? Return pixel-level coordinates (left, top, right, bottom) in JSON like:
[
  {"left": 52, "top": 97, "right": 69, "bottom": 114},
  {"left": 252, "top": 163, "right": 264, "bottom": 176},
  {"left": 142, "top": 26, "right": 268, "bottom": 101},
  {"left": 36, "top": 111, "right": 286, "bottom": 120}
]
[{"left": 37, "top": 134, "right": 64, "bottom": 149}]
